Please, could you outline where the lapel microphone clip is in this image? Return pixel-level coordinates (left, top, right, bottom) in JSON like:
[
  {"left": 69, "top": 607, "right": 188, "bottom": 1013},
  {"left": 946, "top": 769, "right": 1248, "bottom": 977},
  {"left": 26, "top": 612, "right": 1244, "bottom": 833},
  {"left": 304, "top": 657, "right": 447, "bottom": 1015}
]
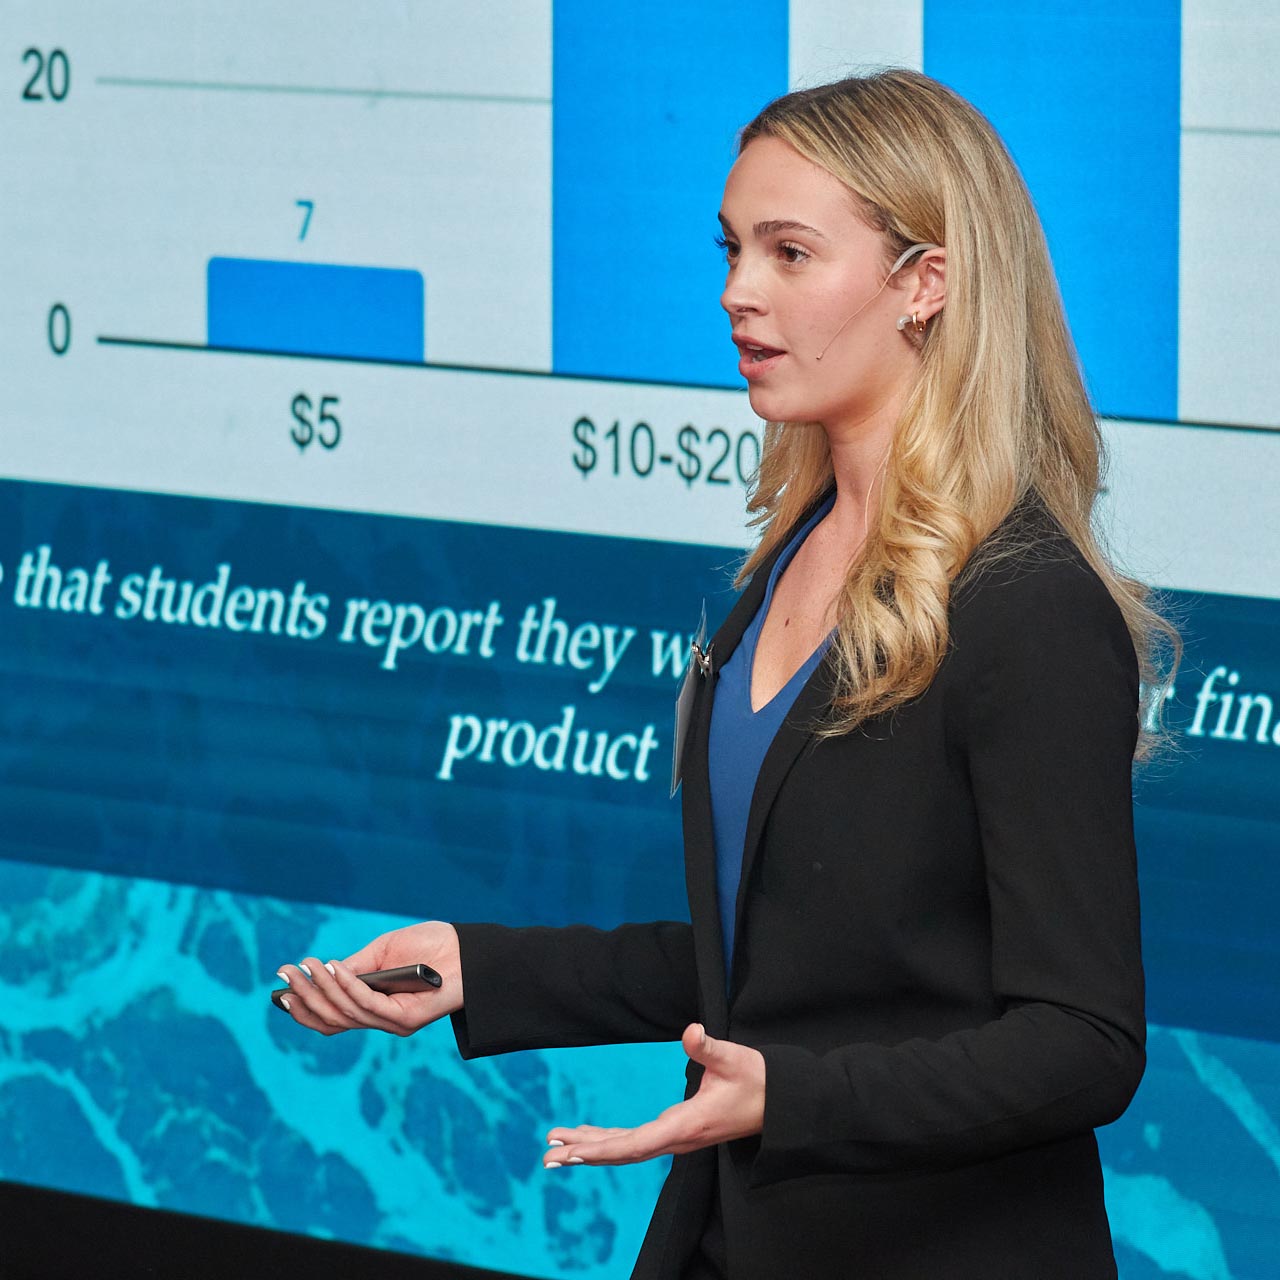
[{"left": 692, "top": 640, "right": 715, "bottom": 677}]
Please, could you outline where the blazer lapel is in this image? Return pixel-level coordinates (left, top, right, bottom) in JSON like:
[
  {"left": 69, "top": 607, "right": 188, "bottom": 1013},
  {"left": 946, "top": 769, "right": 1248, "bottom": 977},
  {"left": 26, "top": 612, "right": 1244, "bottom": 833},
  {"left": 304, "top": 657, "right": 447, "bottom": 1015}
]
[
  {"left": 730, "top": 649, "right": 838, "bottom": 997},
  {"left": 680, "top": 669, "right": 730, "bottom": 1033},
  {"left": 679, "top": 540, "right": 776, "bottom": 1033},
  {"left": 682, "top": 484, "right": 837, "bottom": 1024}
]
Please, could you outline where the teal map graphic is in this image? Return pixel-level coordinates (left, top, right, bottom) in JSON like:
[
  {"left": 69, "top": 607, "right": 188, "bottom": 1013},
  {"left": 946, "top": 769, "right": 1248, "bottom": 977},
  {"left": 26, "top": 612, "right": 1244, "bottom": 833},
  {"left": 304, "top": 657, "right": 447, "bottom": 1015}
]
[{"left": 0, "top": 860, "right": 675, "bottom": 1277}]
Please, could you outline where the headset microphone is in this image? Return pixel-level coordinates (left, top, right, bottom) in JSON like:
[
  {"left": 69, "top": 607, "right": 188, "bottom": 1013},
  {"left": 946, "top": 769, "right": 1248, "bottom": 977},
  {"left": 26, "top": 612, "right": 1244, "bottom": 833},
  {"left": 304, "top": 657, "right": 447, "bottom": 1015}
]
[{"left": 813, "top": 242, "right": 940, "bottom": 361}]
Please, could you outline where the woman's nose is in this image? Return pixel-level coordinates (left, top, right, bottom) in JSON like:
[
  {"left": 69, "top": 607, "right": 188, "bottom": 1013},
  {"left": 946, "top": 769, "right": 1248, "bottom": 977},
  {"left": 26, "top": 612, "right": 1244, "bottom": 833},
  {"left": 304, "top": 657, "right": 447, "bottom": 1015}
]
[{"left": 720, "top": 261, "right": 766, "bottom": 318}]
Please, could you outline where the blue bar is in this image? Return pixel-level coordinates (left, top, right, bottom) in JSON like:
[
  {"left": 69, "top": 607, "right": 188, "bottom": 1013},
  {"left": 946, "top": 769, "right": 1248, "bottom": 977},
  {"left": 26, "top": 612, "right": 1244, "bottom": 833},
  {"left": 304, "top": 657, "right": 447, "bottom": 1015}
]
[
  {"left": 207, "top": 257, "right": 424, "bottom": 362},
  {"left": 553, "top": 2, "right": 788, "bottom": 386},
  {"left": 923, "top": 1, "right": 1180, "bottom": 421}
]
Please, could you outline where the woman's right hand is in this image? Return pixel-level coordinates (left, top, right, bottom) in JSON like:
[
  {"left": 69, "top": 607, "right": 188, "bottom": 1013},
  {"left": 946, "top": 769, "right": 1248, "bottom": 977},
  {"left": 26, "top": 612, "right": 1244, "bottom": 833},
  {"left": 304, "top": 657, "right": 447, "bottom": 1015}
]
[{"left": 274, "top": 920, "right": 463, "bottom": 1037}]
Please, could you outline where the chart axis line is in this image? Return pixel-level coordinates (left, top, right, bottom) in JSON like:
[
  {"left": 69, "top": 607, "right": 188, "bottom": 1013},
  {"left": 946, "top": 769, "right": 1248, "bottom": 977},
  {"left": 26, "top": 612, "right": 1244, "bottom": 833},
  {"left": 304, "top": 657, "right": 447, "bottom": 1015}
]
[
  {"left": 90, "top": 336, "right": 1280, "bottom": 434},
  {"left": 94, "top": 76, "right": 550, "bottom": 107}
]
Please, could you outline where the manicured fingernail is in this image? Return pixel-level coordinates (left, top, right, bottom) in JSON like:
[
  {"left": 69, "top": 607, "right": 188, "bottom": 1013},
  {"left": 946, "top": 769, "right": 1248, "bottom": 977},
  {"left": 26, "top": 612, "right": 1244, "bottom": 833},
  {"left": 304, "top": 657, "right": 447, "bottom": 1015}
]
[
  {"left": 299, "top": 963, "right": 313, "bottom": 978},
  {"left": 566, "top": 1157, "right": 584, "bottom": 1165},
  {"left": 280, "top": 995, "right": 292, "bottom": 1011},
  {"left": 276, "top": 971, "right": 291, "bottom": 985},
  {"left": 545, "top": 1160, "right": 563, "bottom": 1169},
  {"left": 547, "top": 1139, "right": 564, "bottom": 1147},
  {"left": 324, "top": 962, "right": 336, "bottom": 975}
]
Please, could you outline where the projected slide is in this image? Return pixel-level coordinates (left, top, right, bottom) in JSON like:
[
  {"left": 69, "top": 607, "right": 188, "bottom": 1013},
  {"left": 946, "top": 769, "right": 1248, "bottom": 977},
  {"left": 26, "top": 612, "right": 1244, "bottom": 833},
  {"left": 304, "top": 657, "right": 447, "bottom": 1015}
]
[{"left": 2, "top": 3, "right": 1278, "bottom": 1279}]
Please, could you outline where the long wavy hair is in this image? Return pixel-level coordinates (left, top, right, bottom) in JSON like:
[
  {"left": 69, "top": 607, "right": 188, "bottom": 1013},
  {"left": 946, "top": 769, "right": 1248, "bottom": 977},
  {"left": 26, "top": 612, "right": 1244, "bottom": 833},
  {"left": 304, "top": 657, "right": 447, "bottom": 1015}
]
[{"left": 735, "top": 69, "right": 1180, "bottom": 758}]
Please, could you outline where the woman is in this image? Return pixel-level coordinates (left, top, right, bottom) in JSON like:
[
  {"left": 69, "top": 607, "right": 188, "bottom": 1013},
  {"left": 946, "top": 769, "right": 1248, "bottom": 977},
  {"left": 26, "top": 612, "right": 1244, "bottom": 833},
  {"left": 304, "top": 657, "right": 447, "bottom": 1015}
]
[{"left": 275, "top": 69, "right": 1178, "bottom": 1278}]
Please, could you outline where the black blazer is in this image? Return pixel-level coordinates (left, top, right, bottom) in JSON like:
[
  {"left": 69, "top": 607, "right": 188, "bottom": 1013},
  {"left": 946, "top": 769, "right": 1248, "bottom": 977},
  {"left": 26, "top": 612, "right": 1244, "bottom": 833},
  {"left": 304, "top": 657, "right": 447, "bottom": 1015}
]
[{"left": 451, "top": 488, "right": 1145, "bottom": 1279}]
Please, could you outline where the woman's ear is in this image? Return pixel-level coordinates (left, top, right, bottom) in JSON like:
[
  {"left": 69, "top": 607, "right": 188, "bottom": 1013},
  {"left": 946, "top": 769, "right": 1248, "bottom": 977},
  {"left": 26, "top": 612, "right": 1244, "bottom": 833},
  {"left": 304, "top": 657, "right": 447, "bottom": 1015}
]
[{"left": 910, "top": 247, "right": 946, "bottom": 323}]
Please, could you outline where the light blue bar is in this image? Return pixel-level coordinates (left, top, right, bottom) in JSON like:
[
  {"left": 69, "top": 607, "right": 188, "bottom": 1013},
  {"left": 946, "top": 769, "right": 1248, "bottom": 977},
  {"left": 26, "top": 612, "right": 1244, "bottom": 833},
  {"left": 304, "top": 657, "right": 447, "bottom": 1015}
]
[
  {"left": 552, "top": 2, "right": 788, "bottom": 386},
  {"left": 207, "top": 257, "right": 424, "bottom": 362},
  {"left": 924, "top": 0, "right": 1180, "bottom": 420}
]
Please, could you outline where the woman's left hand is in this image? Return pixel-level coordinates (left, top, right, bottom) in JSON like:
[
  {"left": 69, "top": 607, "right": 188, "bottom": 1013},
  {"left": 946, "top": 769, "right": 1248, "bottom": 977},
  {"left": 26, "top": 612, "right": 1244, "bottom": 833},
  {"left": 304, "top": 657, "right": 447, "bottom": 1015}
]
[{"left": 542, "top": 1023, "right": 765, "bottom": 1168}]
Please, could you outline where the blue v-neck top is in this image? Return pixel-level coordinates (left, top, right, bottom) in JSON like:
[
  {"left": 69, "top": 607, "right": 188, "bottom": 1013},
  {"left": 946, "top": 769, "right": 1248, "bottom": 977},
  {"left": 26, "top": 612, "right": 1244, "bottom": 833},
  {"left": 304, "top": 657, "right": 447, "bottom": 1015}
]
[{"left": 708, "top": 493, "right": 836, "bottom": 979}]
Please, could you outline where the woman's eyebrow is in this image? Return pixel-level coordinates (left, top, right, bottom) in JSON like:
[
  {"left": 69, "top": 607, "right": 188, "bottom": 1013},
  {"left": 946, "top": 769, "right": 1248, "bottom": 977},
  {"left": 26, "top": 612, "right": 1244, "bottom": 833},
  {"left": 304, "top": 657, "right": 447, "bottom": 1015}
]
[
  {"left": 717, "top": 213, "right": 827, "bottom": 240},
  {"left": 754, "top": 218, "right": 828, "bottom": 239}
]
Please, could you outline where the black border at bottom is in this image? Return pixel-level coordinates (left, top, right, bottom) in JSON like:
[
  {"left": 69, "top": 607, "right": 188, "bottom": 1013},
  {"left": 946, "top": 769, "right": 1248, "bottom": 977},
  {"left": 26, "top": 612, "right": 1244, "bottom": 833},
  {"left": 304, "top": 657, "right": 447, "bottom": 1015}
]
[{"left": 0, "top": 1180, "right": 519, "bottom": 1280}]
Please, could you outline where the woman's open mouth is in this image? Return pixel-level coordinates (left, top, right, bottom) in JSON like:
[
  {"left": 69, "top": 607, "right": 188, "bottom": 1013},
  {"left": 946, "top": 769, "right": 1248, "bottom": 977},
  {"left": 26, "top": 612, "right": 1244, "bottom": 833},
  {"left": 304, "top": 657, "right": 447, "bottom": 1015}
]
[{"left": 734, "top": 337, "right": 786, "bottom": 379}]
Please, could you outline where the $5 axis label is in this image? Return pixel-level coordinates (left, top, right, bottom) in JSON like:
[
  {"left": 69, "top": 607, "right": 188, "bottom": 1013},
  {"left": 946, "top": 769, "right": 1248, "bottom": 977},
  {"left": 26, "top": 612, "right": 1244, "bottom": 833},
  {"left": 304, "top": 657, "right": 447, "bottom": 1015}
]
[{"left": 291, "top": 393, "right": 342, "bottom": 451}]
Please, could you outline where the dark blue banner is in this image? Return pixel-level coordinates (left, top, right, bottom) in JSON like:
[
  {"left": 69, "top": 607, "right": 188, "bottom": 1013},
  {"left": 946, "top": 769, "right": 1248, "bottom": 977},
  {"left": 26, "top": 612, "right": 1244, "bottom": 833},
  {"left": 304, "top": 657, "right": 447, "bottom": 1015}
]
[
  {"left": 0, "top": 479, "right": 740, "bottom": 929},
  {"left": 1134, "top": 589, "right": 1280, "bottom": 1042}
]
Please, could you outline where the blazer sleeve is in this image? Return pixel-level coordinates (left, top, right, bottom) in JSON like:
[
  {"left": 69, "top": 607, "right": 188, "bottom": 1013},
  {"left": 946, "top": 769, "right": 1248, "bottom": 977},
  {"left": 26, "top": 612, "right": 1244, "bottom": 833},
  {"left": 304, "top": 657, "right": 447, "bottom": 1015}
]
[
  {"left": 449, "top": 920, "right": 698, "bottom": 1058},
  {"left": 751, "top": 551, "right": 1146, "bottom": 1183}
]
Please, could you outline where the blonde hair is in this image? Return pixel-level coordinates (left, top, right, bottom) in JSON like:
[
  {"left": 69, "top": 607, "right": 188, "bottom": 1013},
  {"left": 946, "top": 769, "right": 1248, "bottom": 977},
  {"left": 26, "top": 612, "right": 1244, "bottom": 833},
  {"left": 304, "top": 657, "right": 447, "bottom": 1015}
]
[{"left": 735, "top": 69, "right": 1180, "bottom": 758}]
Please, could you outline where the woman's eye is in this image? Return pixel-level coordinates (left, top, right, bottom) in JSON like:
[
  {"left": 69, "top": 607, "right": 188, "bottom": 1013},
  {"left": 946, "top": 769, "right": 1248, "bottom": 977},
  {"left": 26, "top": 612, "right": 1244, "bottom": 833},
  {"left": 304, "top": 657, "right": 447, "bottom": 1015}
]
[
  {"left": 713, "top": 233, "right": 739, "bottom": 260},
  {"left": 779, "top": 242, "right": 810, "bottom": 265}
]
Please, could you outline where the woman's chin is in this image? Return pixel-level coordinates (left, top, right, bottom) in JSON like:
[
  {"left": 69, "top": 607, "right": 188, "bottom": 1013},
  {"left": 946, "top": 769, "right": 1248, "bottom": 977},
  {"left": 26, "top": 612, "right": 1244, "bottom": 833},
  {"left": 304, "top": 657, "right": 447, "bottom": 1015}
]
[
  {"left": 745, "top": 385, "right": 793, "bottom": 421},
  {"left": 747, "top": 393, "right": 818, "bottom": 427}
]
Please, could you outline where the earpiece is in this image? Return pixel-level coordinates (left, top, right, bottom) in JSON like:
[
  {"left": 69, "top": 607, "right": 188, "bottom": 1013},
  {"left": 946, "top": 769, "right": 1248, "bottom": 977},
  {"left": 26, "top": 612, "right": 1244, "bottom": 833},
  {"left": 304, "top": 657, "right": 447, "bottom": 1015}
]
[{"left": 814, "top": 242, "right": 940, "bottom": 360}]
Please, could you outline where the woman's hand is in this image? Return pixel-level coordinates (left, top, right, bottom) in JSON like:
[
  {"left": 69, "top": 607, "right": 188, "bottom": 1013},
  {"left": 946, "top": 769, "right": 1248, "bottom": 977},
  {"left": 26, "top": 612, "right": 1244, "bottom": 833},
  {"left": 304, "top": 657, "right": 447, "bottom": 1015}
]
[
  {"left": 274, "top": 920, "right": 463, "bottom": 1037},
  {"left": 542, "top": 1023, "right": 765, "bottom": 1168}
]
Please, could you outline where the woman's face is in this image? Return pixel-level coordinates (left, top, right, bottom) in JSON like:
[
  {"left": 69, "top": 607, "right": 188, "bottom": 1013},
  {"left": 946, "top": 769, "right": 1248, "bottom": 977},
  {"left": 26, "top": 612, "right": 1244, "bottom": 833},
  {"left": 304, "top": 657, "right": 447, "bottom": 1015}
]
[{"left": 718, "top": 136, "right": 920, "bottom": 430}]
